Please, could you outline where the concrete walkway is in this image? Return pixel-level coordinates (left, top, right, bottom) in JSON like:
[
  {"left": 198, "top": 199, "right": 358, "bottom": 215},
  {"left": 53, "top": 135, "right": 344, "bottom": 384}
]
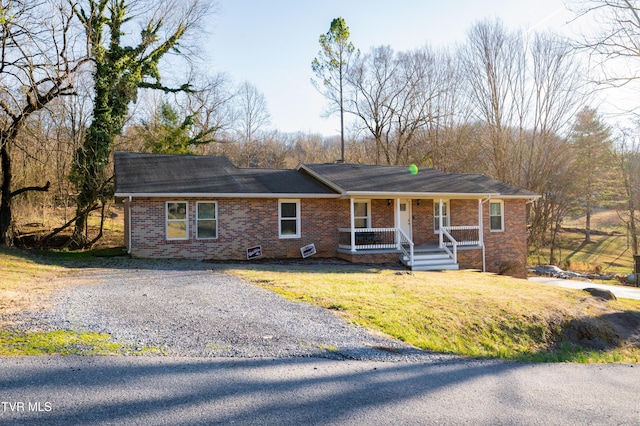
[{"left": 529, "top": 276, "right": 640, "bottom": 300}]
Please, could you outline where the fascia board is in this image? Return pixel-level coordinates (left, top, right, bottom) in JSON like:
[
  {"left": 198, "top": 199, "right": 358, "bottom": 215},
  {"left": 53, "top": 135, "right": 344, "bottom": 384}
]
[
  {"left": 114, "top": 192, "right": 340, "bottom": 199},
  {"left": 343, "top": 191, "right": 500, "bottom": 199}
]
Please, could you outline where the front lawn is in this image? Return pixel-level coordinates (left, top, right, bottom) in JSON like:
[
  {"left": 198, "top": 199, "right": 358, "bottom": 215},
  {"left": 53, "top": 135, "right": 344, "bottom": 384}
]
[{"left": 228, "top": 265, "right": 640, "bottom": 363}]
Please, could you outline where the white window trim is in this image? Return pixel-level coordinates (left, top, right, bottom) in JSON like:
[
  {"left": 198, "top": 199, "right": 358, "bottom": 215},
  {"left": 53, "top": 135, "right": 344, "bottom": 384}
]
[
  {"left": 489, "top": 200, "right": 505, "bottom": 232},
  {"left": 196, "top": 201, "right": 218, "bottom": 240},
  {"left": 279, "top": 199, "right": 301, "bottom": 239},
  {"left": 166, "top": 201, "right": 189, "bottom": 241},
  {"left": 433, "top": 199, "right": 450, "bottom": 233},
  {"left": 353, "top": 199, "right": 371, "bottom": 229}
]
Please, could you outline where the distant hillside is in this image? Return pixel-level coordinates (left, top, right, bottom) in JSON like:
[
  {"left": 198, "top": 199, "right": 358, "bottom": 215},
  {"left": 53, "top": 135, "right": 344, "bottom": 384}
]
[{"left": 530, "top": 208, "right": 635, "bottom": 275}]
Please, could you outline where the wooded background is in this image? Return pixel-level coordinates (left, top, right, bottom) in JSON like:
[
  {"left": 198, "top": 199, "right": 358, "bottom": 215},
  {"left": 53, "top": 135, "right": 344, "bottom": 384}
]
[{"left": 1, "top": 0, "right": 638, "bottom": 260}]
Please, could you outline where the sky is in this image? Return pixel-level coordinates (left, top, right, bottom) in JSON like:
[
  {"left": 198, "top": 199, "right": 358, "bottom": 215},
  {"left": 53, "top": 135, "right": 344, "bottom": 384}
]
[{"left": 202, "top": 0, "right": 577, "bottom": 136}]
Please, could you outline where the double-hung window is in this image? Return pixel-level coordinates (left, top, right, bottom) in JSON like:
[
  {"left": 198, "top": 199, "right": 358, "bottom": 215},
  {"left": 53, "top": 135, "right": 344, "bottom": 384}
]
[
  {"left": 434, "top": 200, "right": 450, "bottom": 232},
  {"left": 166, "top": 202, "right": 188, "bottom": 240},
  {"left": 490, "top": 201, "right": 504, "bottom": 232},
  {"left": 353, "top": 201, "right": 371, "bottom": 228},
  {"left": 279, "top": 200, "right": 300, "bottom": 238},
  {"left": 197, "top": 202, "right": 217, "bottom": 239}
]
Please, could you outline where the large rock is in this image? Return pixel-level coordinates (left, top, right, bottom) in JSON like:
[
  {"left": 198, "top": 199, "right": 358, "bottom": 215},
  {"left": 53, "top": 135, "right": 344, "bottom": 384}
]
[{"left": 583, "top": 288, "right": 617, "bottom": 301}]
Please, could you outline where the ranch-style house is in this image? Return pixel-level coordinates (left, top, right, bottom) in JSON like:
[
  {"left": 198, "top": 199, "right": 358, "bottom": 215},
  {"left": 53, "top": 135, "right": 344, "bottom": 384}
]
[{"left": 114, "top": 152, "right": 539, "bottom": 278}]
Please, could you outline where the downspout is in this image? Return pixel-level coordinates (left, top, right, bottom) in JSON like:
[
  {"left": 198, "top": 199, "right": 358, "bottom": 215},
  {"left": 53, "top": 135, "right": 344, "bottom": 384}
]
[{"left": 127, "top": 196, "right": 132, "bottom": 254}]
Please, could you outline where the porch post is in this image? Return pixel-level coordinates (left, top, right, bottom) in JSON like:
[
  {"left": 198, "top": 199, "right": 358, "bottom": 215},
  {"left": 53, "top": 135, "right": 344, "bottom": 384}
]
[
  {"left": 479, "top": 198, "right": 486, "bottom": 272},
  {"left": 438, "top": 198, "right": 444, "bottom": 248},
  {"left": 395, "top": 198, "right": 400, "bottom": 248},
  {"left": 350, "top": 198, "right": 356, "bottom": 253}
]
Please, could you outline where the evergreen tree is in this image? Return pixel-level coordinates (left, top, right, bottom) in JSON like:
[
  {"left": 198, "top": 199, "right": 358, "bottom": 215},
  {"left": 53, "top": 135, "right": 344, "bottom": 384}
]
[
  {"left": 142, "top": 101, "right": 215, "bottom": 154},
  {"left": 569, "top": 107, "right": 614, "bottom": 243},
  {"left": 312, "top": 17, "right": 358, "bottom": 162}
]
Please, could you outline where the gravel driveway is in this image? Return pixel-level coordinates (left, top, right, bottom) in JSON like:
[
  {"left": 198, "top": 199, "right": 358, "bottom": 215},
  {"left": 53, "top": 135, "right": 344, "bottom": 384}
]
[{"left": 16, "top": 259, "right": 447, "bottom": 362}]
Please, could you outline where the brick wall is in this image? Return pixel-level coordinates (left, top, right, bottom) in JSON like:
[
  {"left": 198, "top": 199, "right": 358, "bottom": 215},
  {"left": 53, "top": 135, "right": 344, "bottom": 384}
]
[
  {"left": 371, "top": 199, "right": 394, "bottom": 228},
  {"left": 130, "top": 197, "right": 349, "bottom": 260},
  {"left": 128, "top": 196, "right": 529, "bottom": 278},
  {"left": 483, "top": 199, "right": 528, "bottom": 278}
]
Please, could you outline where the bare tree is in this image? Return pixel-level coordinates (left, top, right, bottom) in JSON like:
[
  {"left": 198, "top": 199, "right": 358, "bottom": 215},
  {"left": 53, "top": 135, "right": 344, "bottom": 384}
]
[
  {"left": 411, "top": 48, "right": 472, "bottom": 172},
  {"left": 571, "top": 0, "right": 640, "bottom": 91},
  {"left": 614, "top": 125, "right": 640, "bottom": 254},
  {"left": 460, "top": 19, "right": 591, "bottom": 256},
  {"left": 234, "top": 81, "right": 271, "bottom": 167},
  {"left": 186, "top": 73, "right": 236, "bottom": 155},
  {"left": 346, "top": 45, "right": 443, "bottom": 165},
  {"left": 0, "top": 0, "right": 87, "bottom": 245},
  {"left": 461, "top": 19, "right": 528, "bottom": 184}
]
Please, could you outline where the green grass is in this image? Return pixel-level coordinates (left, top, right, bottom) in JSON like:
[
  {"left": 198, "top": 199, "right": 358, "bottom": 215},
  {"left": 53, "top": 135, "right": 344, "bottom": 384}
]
[
  {"left": 0, "top": 330, "right": 164, "bottom": 356},
  {"left": 530, "top": 232, "right": 634, "bottom": 275},
  {"left": 228, "top": 266, "right": 640, "bottom": 363},
  {"left": 530, "top": 208, "right": 636, "bottom": 275},
  {"left": 0, "top": 330, "right": 121, "bottom": 356}
]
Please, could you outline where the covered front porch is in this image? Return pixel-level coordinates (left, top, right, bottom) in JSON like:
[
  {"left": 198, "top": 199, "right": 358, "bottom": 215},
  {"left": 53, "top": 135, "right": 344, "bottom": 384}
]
[{"left": 336, "top": 198, "right": 487, "bottom": 271}]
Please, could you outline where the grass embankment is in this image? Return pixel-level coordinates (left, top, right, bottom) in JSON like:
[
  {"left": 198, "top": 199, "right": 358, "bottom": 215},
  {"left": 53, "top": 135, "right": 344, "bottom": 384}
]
[
  {"left": 0, "top": 247, "right": 122, "bottom": 356},
  {"left": 229, "top": 265, "right": 640, "bottom": 363}
]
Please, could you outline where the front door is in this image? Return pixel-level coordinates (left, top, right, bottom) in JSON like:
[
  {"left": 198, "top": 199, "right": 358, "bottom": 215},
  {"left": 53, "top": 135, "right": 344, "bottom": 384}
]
[{"left": 398, "top": 199, "right": 412, "bottom": 240}]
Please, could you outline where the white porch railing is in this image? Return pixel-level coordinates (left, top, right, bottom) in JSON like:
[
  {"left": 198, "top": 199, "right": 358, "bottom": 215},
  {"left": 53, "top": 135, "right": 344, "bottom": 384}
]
[
  {"left": 439, "top": 225, "right": 481, "bottom": 264},
  {"left": 396, "top": 228, "right": 414, "bottom": 267},
  {"left": 440, "top": 227, "right": 458, "bottom": 264},
  {"left": 338, "top": 227, "right": 415, "bottom": 265},
  {"left": 441, "top": 226, "right": 481, "bottom": 246},
  {"left": 338, "top": 228, "right": 397, "bottom": 250}
]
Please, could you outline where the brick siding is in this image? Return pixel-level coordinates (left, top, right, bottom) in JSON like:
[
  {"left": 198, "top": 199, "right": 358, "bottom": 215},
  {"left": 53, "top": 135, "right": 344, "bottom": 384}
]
[{"left": 128, "top": 196, "right": 529, "bottom": 278}]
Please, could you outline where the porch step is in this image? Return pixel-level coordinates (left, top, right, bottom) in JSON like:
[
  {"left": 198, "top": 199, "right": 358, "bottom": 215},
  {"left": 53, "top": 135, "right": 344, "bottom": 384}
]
[{"left": 400, "top": 250, "right": 459, "bottom": 271}]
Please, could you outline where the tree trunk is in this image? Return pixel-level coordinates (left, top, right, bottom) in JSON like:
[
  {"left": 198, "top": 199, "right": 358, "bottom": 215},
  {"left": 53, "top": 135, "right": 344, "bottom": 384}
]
[
  {"left": 0, "top": 138, "right": 13, "bottom": 246},
  {"left": 585, "top": 205, "right": 592, "bottom": 244},
  {"left": 630, "top": 206, "right": 638, "bottom": 255}
]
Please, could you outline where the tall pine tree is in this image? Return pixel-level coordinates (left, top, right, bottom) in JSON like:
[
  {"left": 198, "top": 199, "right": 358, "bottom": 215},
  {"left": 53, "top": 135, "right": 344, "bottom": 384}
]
[{"left": 569, "top": 107, "right": 614, "bottom": 243}]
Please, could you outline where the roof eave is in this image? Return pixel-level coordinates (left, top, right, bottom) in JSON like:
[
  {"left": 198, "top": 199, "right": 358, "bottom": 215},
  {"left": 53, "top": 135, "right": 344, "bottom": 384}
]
[
  {"left": 114, "top": 192, "right": 341, "bottom": 199},
  {"left": 342, "top": 191, "right": 501, "bottom": 199}
]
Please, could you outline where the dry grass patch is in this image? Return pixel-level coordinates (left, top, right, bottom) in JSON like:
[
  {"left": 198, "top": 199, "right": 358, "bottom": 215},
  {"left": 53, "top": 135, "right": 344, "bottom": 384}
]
[
  {"left": 228, "top": 266, "right": 640, "bottom": 362},
  {"left": 0, "top": 247, "right": 71, "bottom": 325}
]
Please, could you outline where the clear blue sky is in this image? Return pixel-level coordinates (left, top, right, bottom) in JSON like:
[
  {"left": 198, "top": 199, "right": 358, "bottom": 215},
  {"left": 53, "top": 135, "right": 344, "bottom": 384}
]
[{"left": 203, "top": 0, "right": 574, "bottom": 136}]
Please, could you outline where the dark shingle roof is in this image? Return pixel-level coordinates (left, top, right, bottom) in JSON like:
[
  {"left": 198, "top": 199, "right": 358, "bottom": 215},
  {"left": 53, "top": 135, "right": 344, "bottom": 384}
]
[
  {"left": 114, "top": 152, "right": 538, "bottom": 199},
  {"left": 114, "top": 152, "right": 338, "bottom": 196},
  {"left": 300, "top": 163, "right": 538, "bottom": 198}
]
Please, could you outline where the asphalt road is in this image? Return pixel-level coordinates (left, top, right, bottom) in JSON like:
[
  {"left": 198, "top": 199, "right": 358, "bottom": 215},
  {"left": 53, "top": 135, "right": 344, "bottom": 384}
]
[
  {"left": 529, "top": 276, "right": 640, "bottom": 300},
  {"left": 0, "top": 356, "right": 639, "bottom": 425}
]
